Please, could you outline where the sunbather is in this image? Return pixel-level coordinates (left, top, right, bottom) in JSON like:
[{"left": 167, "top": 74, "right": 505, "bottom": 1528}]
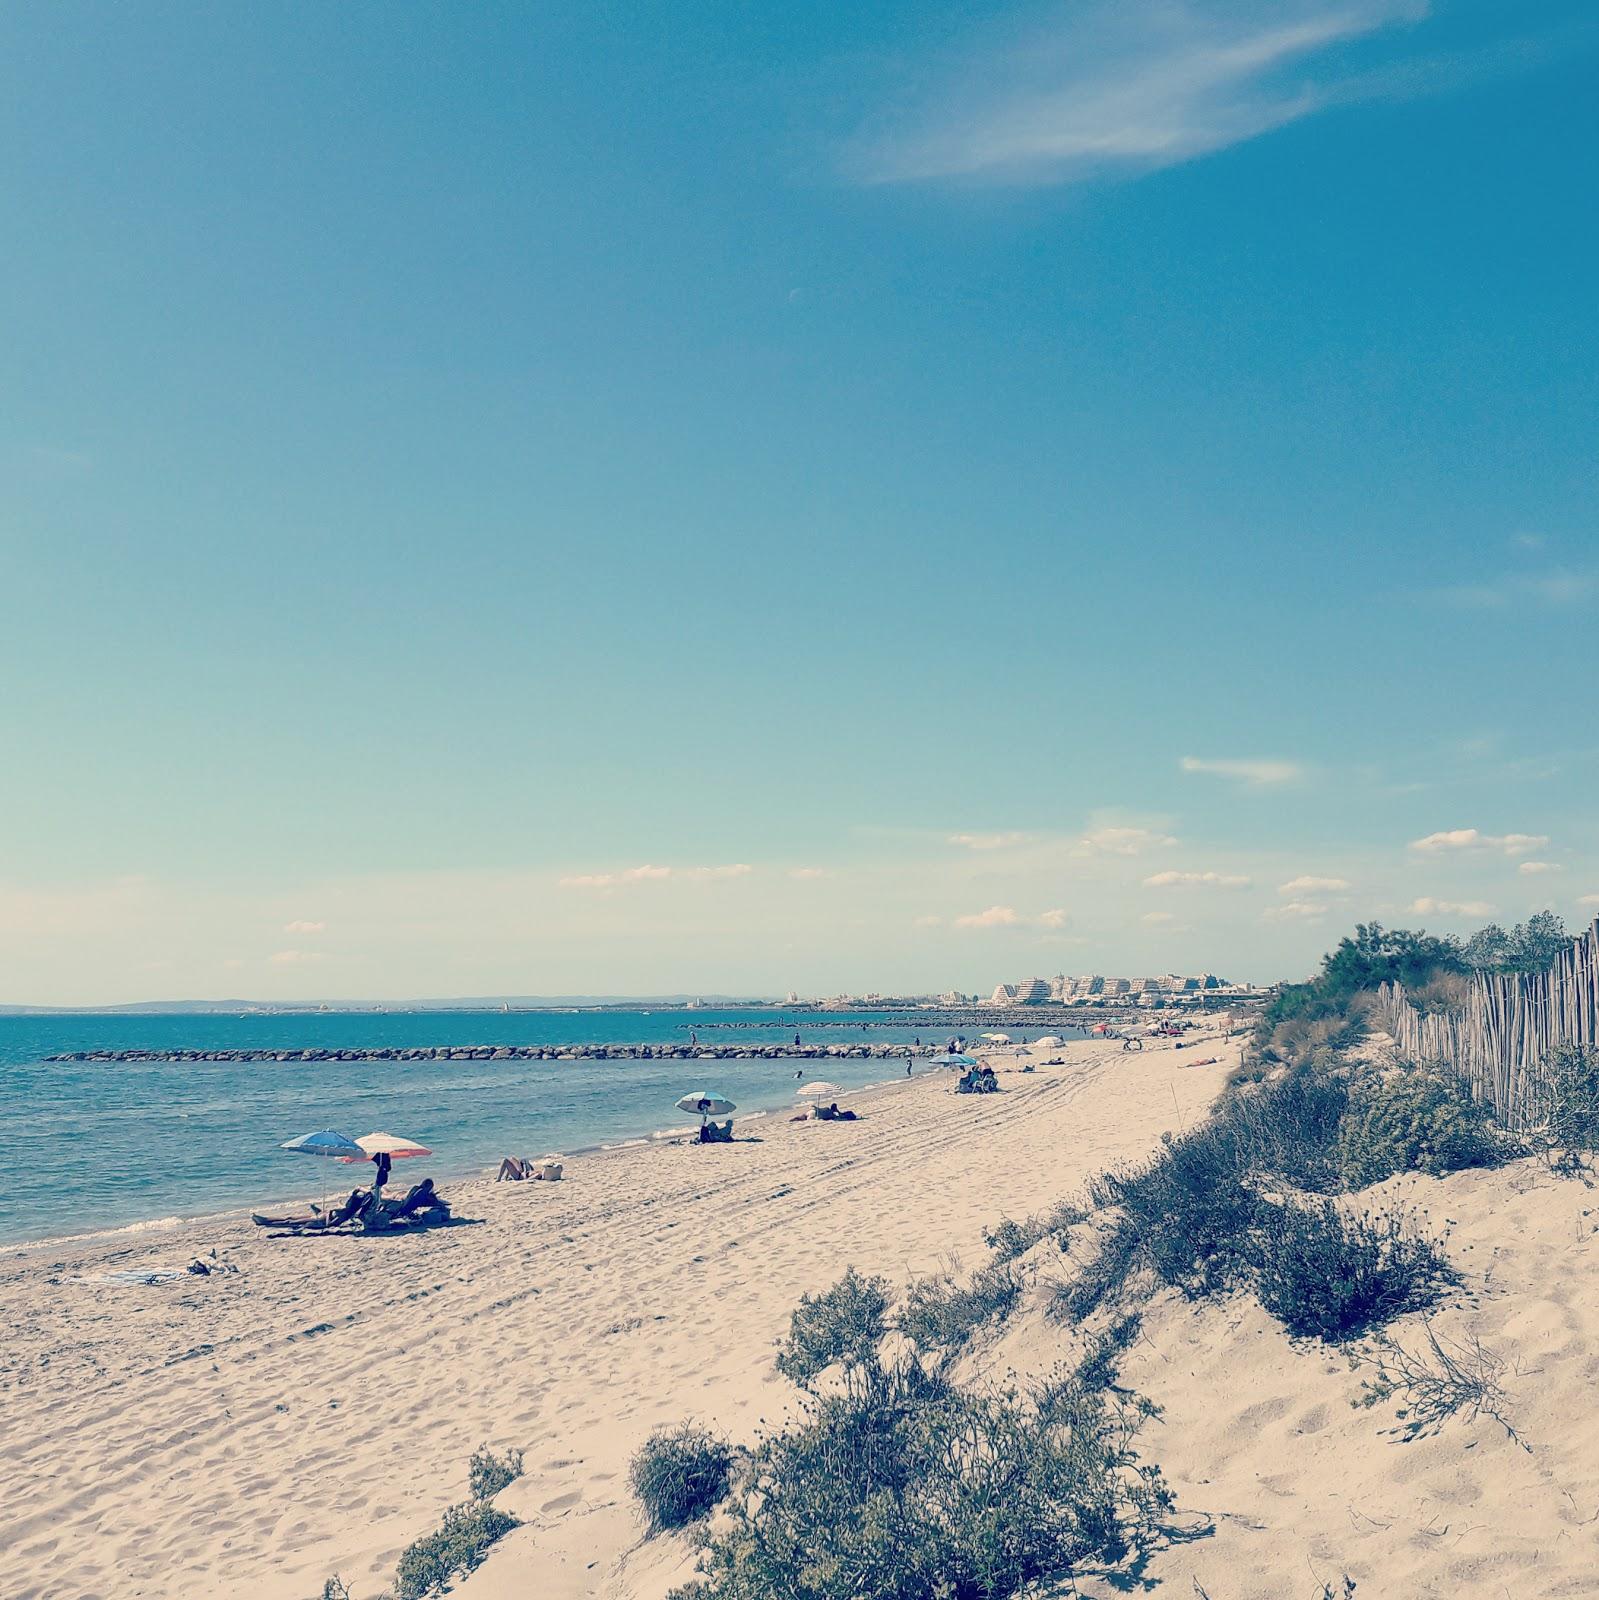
[{"left": 498, "top": 1156, "right": 532, "bottom": 1181}]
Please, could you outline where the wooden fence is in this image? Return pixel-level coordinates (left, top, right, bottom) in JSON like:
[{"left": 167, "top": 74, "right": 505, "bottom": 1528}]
[{"left": 1377, "top": 918, "right": 1599, "bottom": 1128}]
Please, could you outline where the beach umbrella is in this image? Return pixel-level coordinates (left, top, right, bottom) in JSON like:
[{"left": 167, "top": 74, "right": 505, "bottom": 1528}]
[
  {"left": 351, "top": 1131, "right": 432, "bottom": 1159},
  {"left": 676, "top": 1090, "right": 736, "bottom": 1123},
  {"left": 280, "top": 1128, "right": 365, "bottom": 1159},
  {"left": 1033, "top": 1035, "right": 1063, "bottom": 1049},
  {"left": 795, "top": 1080, "right": 843, "bottom": 1099},
  {"left": 981, "top": 1032, "right": 1011, "bottom": 1043}
]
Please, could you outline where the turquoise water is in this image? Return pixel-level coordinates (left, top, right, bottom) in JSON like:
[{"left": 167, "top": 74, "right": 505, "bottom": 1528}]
[{"left": 0, "top": 1011, "right": 1025, "bottom": 1245}]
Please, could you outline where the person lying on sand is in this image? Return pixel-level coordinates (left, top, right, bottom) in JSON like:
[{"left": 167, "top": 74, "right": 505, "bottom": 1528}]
[{"left": 498, "top": 1156, "right": 532, "bottom": 1181}]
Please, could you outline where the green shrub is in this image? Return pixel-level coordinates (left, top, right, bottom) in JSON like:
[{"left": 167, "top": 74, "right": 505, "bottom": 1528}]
[
  {"left": 1250, "top": 1201, "right": 1451, "bottom": 1342},
  {"left": 1536, "top": 1044, "right": 1599, "bottom": 1154},
  {"left": 630, "top": 1423, "right": 734, "bottom": 1533},
  {"left": 983, "top": 1216, "right": 1042, "bottom": 1262},
  {"left": 670, "top": 1359, "right": 1171, "bottom": 1600},
  {"left": 897, "top": 1262, "right": 1021, "bottom": 1355},
  {"left": 467, "top": 1444, "right": 523, "bottom": 1502},
  {"left": 776, "top": 1267, "right": 891, "bottom": 1387},
  {"left": 1335, "top": 1065, "right": 1499, "bottom": 1188},
  {"left": 394, "top": 1500, "right": 518, "bottom": 1599}
]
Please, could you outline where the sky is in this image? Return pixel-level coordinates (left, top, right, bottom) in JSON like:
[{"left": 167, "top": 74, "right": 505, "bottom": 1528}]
[{"left": 2, "top": 0, "right": 1597, "bottom": 1005}]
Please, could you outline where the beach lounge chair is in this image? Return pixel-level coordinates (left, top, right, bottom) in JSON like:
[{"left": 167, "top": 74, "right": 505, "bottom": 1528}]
[{"left": 252, "top": 1188, "right": 373, "bottom": 1231}]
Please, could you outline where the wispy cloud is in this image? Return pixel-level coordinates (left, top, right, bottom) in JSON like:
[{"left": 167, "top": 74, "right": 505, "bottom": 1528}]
[
  {"left": 1408, "top": 828, "right": 1548, "bottom": 857},
  {"left": 858, "top": 0, "right": 1428, "bottom": 186},
  {"left": 283, "top": 919, "right": 326, "bottom": 934},
  {"left": 1144, "top": 869, "right": 1252, "bottom": 888},
  {"left": 1437, "top": 569, "right": 1598, "bottom": 609},
  {"left": 951, "top": 904, "right": 1070, "bottom": 930},
  {"left": 559, "top": 863, "right": 753, "bottom": 889},
  {"left": 1264, "top": 900, "right": 1329, "bottom": 922},
  {"left": 788, "top": 867, "right": 831, "bottom": 880},
  {"left": 1278, "top": 875, "right": 1350, "bottom": 894},
  {"left": 1517, "top": 861, "right": 1561, "bottom": 876},
  {"left": 1409, "top": 896, "right": 1494, "bottom": 918},
  {"left": 948, "top": 831, "right": 1031, "bottom": 851},
  {"left": 270, "top": 949, "right": 323, "bottom": 965},
  {"left": 1077, "top": 825, "right": 1178, "bottom": 856},
  {"left": 1181, "top": 755, "right": 1305, "bottom": 787}
]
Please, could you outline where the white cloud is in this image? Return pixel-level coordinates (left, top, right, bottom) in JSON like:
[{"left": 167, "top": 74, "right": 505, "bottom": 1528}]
[
  {"left": 954, "top": 904, "right": 1020, "bottom": 929},
  {"left": 1141, "top": 911, "right": 1176, "bottom": 925},
  {"left": 1408, "top": 829, "right": 1549, "bottom": 857},
  {"left": 948, "top": 831, "right": 1030, "bottom": 851},
  {"left": 912, "top": 914, "right": 943, "bottom": 928},
  {"left": 860, "top": 0, "right": 1426, "bottom": 187},
  {"left": 1409, "top": 897, "right": 1495, "bottom": 918},
  {"left": 559, "top": 863, "right": 752, "bottom": 889},
  {"left": 788, "top": 867, "right": 830, "bottom": 880},
  {"left": 1144, "top": 870, "right": 1252, "bottom": 888},
  {"left": 1438, "top": 569, "right": 1598, "bottom": 609},
  {"left": 1180, "top": 755, "right": 1305, "bottom": 787},
  {"left": 1578, "top": 894, "right": 1599, "bottom": 909},
  {"left": 951, "top": 905, "right": 1068, "bottom": 931},
  {"left": 270, "top": 949, "right": 323, "bottom": 965},
  {"left": 1278, "top": 875, "right": 1350, "bottom": 895},
  {"left": 1265, "top": 900, "right": 1329, "bottom": 922},
  {"left": 1078, "top": 825, "right": 1178, "bottom": 856},
  {"left": 283, "top": 919, "right": 326, "bottom": 934},
  {"left": 1517, "top": 861, "right": 1561, "bottom": 876}
]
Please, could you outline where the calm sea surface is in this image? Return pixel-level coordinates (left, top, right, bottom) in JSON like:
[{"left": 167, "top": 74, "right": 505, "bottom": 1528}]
[{"left": 0, "top": 1010, "right": 1042, "bottom": 1245}]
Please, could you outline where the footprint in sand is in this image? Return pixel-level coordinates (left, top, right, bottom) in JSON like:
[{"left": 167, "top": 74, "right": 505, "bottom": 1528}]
[{"left": 541, "top": 1489, "right": 584, "bottom": 1515}]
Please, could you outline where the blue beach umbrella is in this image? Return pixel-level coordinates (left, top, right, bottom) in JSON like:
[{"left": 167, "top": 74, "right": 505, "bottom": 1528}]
[
  {"left": 675, "top": 1090, "right": 736, "bottom": 1122},
  {"left": 280, "top": 1128, "right": 366, "bottom": 1159},
  {"left": 936, "top": 1054, "right": 979, "bottom": 1068}
]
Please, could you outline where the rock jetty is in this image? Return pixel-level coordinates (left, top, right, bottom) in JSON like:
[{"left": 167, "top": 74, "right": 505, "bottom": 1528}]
[{"left": 45, "top": 1042, "right": 957, "bottom": 1066}]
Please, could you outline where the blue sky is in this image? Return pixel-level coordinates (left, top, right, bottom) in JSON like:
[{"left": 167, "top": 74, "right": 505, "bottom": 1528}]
[{"left": 2, "top": 0, "right": 1596, "bottom": 1003}]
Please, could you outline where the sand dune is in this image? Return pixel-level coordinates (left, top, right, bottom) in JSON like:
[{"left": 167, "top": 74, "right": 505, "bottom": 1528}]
[{"left": 0, "top": 1035, "right": 1228, "bottom": 1599}]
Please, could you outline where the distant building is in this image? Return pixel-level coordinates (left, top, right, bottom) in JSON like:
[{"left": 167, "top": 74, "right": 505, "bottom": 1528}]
[
  {"left": 1011, "top": 977, "right": 1052, "bottom": 1004},
  {"left": 1100, "top": 978, "right": 1132, "bottom": 996},
  {"left": 990, "top": 983, "right": 1018, "bottom": 1004}
]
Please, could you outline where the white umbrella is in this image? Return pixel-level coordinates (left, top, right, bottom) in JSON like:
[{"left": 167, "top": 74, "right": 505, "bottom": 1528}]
[
  {"left": 1033, "top": 1035, "right": 1063, "bottom": 1049},
  {"left": 675, "top": 1091, "right": 736, "bottom": 1123},
  {"left": 981, "top": 1032, "right": 1012, "bottom": 1043},
  {"left": 796, "top": 1080, "right": 843, "bottom": 1099},
  {"left": 353, "top": 1131, "right": 432, "bottom": 1158}
]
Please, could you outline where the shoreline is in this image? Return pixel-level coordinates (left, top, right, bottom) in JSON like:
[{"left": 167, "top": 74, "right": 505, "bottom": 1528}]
[
  {"left": 0, "top": 1061, "right": 956, "bottom": 1258},
  {"left": 0, "top": 1035, "right": 1232, "bottom": 1600}
]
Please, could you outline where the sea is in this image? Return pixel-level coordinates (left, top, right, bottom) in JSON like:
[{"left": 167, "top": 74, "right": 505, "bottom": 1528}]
[{"left": 0, "top": 1010, "right": 1057, "bottom": 1246}]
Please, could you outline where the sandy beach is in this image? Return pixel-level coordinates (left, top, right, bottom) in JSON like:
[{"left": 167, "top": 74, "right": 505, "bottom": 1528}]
[
  {"left": 0, "top": 1036, "right": 1228, "bottom": 1599},
  {"left": 10, "top": 1023, "right": 1595, "bottom": 1600}
]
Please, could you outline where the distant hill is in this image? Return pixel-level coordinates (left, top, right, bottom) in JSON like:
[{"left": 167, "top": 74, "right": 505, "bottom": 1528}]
[{"left": 0, "top": 994, "right": 770, "bottom": 1016}]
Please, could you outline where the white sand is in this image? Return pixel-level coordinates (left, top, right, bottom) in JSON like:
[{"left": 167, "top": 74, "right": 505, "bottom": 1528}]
[
  {"left": 12, "top": 1026, "right": 1591, "bottom": 1600},
  {"left": 0, "top": 1035, "right": 1228, "bottom": 1599}
]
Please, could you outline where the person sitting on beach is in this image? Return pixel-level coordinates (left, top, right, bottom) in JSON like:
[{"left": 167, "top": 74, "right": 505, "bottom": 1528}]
[{"left": 497, "top": 1156, "right": 532, "bottom": 1181}]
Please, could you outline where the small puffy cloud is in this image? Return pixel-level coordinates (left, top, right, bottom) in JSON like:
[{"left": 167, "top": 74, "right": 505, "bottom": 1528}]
[
  {"left": 270, "top": 949, "right": 323, "bottom": 964},
  {"left": 283, "top": 919, "right": 326, "bottom": 934},
  {"left": 955, "top": 905, "right": 1020, "bottom": 929},
  {"left": 1517, "top": 861, "right": 1561, "bottom": 876},
  {"left": 1409, "top": 897, "right": 1495, "bottom": 918},
  {"left": 948, "top": 831, "right": 1029, "bottom": 851},
  {"left": 950, "top": 905, "right": 1067, "bottom": 931},
  {"left": 1278, "top": 875, "right": 1350, "bottom": 895},
  {"left": 1409, "top": 829, "right": 1549, "bottom": 858},
  {"left": 1144, "top": 870, "right": 1251, "bottom": 889},
  {"left": 1264, "top": 900, "right": 1328, "bottom": 922},
  {"left": 560, "top": 863, "right": 752, "bottom": 889},
  {"left": 1180, "top": 756, "right": 1303, "bottom": 787},
  {"left": 1078, "top": 825, "right": 1177, "bottom": 856}
]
